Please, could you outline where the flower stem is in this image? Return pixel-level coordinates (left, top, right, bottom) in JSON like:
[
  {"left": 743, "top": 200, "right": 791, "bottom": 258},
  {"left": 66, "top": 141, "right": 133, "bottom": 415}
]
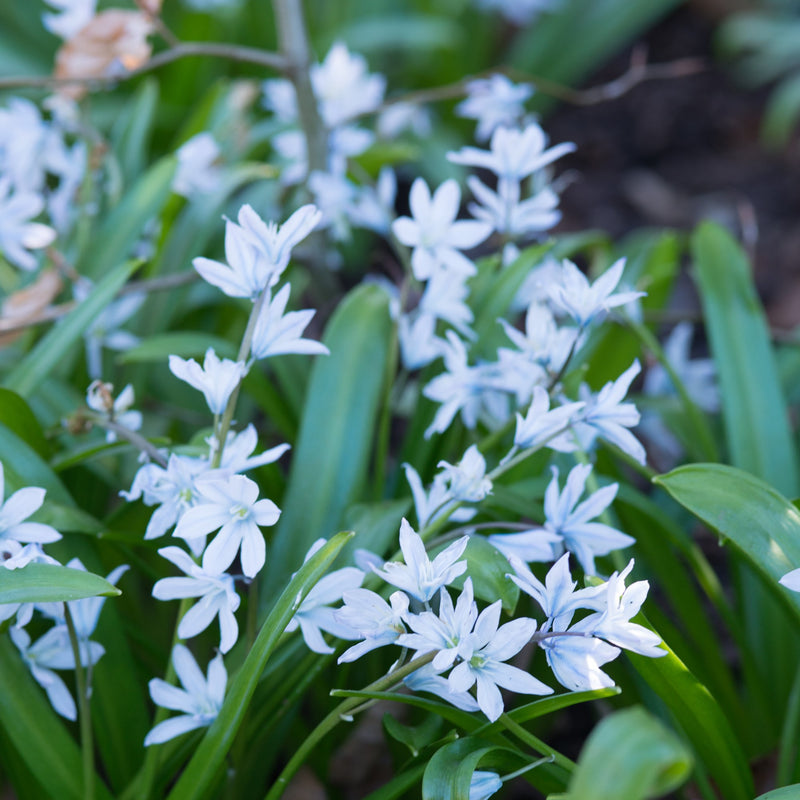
[
  {"left": 65, "top": 604, "right": 94, "bottom": 800},
  {"left": 263, "top": 652, "right": 435, "bottom": 800},
  {"left": 498, "top": 713, "right": 576, "bottom": 774},
  {"left": 272, "top": 0, "right": 327, "bottom": 178},
  {"left": 211, "top": 289, "right": 269, "bottom": 468}
]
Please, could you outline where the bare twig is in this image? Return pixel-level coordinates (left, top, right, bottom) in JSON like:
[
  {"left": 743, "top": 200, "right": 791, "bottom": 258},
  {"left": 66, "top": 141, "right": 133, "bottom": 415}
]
[
  {"left": 526, "top": 45, "right": 708, "bottom": 106},
  {"left": 119, "top": 271, "right": 198, "bottom": 296},
  {"left": 0, "top": 41, "right": 287, "bottom": 92},
  {"left": 85, "top": 415, "right": 169, "bottom": 467},
  {"left": 374, "top": 48, "right": 707, "bottom": 115}
]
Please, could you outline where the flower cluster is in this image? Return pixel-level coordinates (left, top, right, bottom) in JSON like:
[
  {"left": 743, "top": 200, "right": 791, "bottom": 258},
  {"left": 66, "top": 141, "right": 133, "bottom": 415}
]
[
  {"left": 0, "top": 462, "right": 126, "bottom": 720},
  {"left": 121, "top": 203, "right": 328, "bottom": 743}
]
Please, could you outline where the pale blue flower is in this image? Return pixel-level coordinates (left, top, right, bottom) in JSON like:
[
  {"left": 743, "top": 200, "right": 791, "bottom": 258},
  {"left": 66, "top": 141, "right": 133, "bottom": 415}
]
[
  {"left": 173, "top": 474, "right": 280, "bottom": 578},
  {"left": 169, "top": 348, "right": 248, "bottom": 416},
  {"left": 153, "top": 546, "right": 241, "bottom": 653},
  {"left": 336, "top": 589, "right": 408, "bottom": 663},
  {"left": 374, "top": 519, "right": 468, "bottom": 603},
  {"left": 145, "top": 645, "right": 226, "bottom": 745},
  {"left": 448, "top": 601, "right": 552, "bottom": 721},
  {"left": 250, "top": 283, "right": 329, "bottom": 360}
]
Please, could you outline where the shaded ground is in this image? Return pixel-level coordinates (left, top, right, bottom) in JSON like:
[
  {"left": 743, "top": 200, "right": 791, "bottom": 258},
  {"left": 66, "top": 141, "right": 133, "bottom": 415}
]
[{"left": 551, "top": 5, "right": 800, "bottom": 332}]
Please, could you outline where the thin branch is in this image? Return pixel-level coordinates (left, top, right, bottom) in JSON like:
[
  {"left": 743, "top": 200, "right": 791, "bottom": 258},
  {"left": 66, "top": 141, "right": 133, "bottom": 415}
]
[
  {"left": 521, "top": 45, "right": 708, "bottom": 106},
  {"left": 0, "top": 41, "right": 287, "bottom": 92},
  {"left": 373, "top": 48, "right": 707, "bottom": 116},
  {"left": 88, "top": 416, "right": 169, "bottom": 467},
  {"left": 120, "top": 271, "right": 198, "bottom": 296}
]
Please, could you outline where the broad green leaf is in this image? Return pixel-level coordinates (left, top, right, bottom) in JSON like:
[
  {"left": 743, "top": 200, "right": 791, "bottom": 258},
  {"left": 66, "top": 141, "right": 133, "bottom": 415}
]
[
  {"left": 451, "top": 536, "right": 519, "bottom": 614},
  {"left": 756, "top": 787, "right": 800, "bottom": 800},
  {"left": 0, "top": 638, "right": 114, "bottom": 800},
  {"left": 562, "top": 707, "right": 691, "bottom": 800},
  {"left": 422, "top": 737, "right": 523, "bottom": 800},
  {"left": 0, "top": 563, "right": 120, "bottom": 604},
  {"left": 4, "top": 259, "right": 139, "bottom": 398},
  {"left": 341, "top": 498, "right": 411, "bottom": 564},
  {"left": 263, "top": 284, "right": 392, "bottom": 598},
  {"left": 692, "top": 221, "right": 800, "bottom": 732},
  {"left": 691, "top": 221, "right": 797, "bottom": 495},
  {"left": 655, "top": 464, "right": 800, "bottom": 625},
  {"left": 383, "top": 713, "right": 443, "bottom": 757},
  {"left": 614, "top": 484, "right": 757, "bottom": 750},
  {"left": 0, "top": 389, "right": 49, "bottom": 458},
  {"left": 118, "top": 331, "right": 237, "bottom": 363},
  {"left": 627, "top": 638, "right": 753, "bottom": 800},
  {"left": 79, "top": 157, "right": 176, "bottom": 281},
  {"left": 165, "top": 531, "right": 353, "bottom": 800},
  {"left": 0, "top": 424, "right": 73, "bottom": 506}
]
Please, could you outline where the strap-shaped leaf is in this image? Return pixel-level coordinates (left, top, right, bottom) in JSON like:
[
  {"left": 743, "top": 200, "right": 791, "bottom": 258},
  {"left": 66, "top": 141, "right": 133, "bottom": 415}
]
[
  {"left": 79, "top": 157, "right": 176, "bottom": 282},
  {"left": 0, "top": 638, "right": 113, "bottom": 800},
  {"left": 0, "top": 563, "right": 120, "bottom": 604},
  {"left": 627, "top": 634, "right": 753, "bottom": 800},
  {"left": 562, "top": 707, "right": 691, "bottom": 800},
  {"left": 756, "top": 787, "right": 800, "bottom": 800},
  {"left": 655, "top": 464, "right": 800, "bottom": 626},
  {"left": 422, "top": 737, "right": 526, "bottom": 800},
  {"left": 691, "top": 221, "right": 798, "bottom": 496},
  {"left": 263, "top": 284, "right": 392, "bottom": 597},
  {"left": 4, "top": 258, "right": 140, "bottom": 398},
  {"left": 164, "top": 530, "right": 353, "bottom": 800}
]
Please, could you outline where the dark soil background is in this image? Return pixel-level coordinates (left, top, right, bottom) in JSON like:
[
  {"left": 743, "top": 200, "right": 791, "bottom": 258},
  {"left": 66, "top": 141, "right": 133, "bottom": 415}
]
[{"left": 551, "top": 4, "right": 800, "bottom": 334}]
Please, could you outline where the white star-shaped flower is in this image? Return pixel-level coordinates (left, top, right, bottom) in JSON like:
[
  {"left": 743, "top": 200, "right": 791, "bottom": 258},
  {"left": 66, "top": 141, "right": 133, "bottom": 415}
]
[
  {"left": 169, "top": 348, "right": 248, "bottom": 416},
  {"left": 173, "top": 473, "right": 280, "bottom": 578},
  {"left": 144, "top": 645, "right": 226, "bottom": 745},
  {"left": 392, "top": 178, "right": 491, "bottom": 281},
  {"left": 374, "top": 519, "right": 468, "bottom": 603}
]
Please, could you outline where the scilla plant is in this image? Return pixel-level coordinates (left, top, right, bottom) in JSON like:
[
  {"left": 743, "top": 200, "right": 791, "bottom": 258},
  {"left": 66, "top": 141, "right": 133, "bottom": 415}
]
[{"left": 1, "top": 1, "right": 799, "bottom": 800}]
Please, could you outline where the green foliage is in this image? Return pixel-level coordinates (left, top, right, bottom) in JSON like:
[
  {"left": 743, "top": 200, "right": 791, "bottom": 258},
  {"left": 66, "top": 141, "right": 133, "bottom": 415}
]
[{"left": 557, "top": 707, "right": 692, "bottom": 800}]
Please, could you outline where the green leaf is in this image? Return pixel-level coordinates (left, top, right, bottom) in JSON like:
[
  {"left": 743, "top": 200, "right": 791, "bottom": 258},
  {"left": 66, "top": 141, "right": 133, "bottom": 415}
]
[
  {"left": 0, "top": 388, "right": 49, "bottom": 458},
  {"left": 110, "top": 78, "right": 159, "bottom": 185},
  {"left": 692, "top": 221, "right": 800, "bottom": 731},
  {"left": 451, "top": 536, "right": 519, "bottom": 614},
  {"left": 756, "top": 787, "right": 800, "bottom": 800},
  {"left": 79, "top": 157, "right": 176, "bottom": 281},
  {"left": 655, "top": 464, "right": 800, "bottom": 627},
  {"left": 118, "top": 331, "right": 237, "bottom": 363},
  {"left": 0, "top": 423, "right": 73, "bottom": 506},
  {"left": 0, "top": 638, "right": 114, "bottom": 800},
  {"left": 422, "top": 737, "right": 521, "bottom": 800},
  {"left": 4, "top": 259, "right": 139, "bottom": 398},
  {"left": 164, "top": 531, "right": 353, "bottom": 800},
  {"left": 0, "top": 563, "right": 121, "bottom": 604},
  {"left": 691, "top": 221, "right": 798, "bottom": 496},
  {"left": 562, "top": 707, "right": 692, "bottom": 800},
  {"left": 493, "top": 687, "right": 620, "bottom": 728},
  {"left": 626, "top": 636, "right": 753, "bottom": 800},
  {"left": 383, "top": 713, "right": 443, "bottom": 757},
  {"left": 763, "top": 73, "right": 800, "bottom": 147},
  {"left": 263, "top": 284, "right": 392, "bottom": 598}
]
